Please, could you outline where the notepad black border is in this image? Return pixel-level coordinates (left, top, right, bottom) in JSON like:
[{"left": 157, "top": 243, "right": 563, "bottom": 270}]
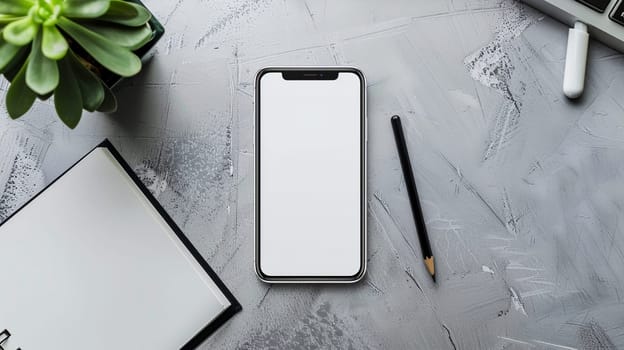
[{"left": 0, "top": 139, "right": 241, "bottom": 350}]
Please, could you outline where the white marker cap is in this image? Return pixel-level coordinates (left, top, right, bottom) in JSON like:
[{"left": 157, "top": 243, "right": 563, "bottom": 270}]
[{"left": 563, "top": 22, "right": 589, "bottom": 99}]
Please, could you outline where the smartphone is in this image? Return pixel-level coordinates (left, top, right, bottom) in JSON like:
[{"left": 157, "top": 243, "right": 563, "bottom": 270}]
[{"left": 255, "top": 67, "right": 367, "bottom": 283}]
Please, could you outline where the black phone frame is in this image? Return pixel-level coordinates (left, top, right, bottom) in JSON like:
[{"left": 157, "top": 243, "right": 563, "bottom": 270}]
[{"left": 254, "top": 67, "right": 367, "bottom": 283}]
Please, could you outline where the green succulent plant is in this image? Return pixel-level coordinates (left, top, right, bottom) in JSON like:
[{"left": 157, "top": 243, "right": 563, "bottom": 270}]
[{"left": 0, "top": 0, "right": 155, "bottom": 128}]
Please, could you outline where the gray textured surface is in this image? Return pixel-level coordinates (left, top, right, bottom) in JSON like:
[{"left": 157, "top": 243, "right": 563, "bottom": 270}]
[{"left": 1, "top": 0, "right": 624, "bottom": 349}]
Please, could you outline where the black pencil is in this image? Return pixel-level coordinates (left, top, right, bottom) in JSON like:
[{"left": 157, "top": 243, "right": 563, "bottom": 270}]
[{"left": 390, "top": 115, "right": 436, "bottom": 283}]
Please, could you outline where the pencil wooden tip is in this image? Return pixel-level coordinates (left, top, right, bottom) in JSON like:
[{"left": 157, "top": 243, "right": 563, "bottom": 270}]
[{"left": 424, "top": 256, "right": 435, "bottom": 278}]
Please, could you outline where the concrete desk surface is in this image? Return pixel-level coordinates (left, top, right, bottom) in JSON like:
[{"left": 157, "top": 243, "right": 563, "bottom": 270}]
[{"left": 1, "top": 0, "right": 623, "bottom": 349}]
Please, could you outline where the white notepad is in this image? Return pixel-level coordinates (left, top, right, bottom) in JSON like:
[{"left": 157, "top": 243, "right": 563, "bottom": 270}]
[{"left": 0, "top": 141, "right": 240, "bottom": 350}]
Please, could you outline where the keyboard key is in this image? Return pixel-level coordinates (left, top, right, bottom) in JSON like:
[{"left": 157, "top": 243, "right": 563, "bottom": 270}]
[
  {"left": 611, "top": 0, "right": 624, "bottom": 25},
  {"left": 576, "top": 0, "right": 612, "bottom": 12}
]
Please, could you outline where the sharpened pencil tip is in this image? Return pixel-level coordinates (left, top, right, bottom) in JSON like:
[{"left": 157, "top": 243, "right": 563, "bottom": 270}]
[{"left": 432, "top": 274, "right": 436, "bottom": 283}]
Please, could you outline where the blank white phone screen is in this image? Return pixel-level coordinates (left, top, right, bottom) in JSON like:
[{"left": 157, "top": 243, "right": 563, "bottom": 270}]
[{"left": 259, "top": 71, "right": 363, "bottom": 277}]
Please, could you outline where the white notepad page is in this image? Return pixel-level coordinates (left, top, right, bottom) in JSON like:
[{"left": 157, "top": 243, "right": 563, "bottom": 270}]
[{"left": 0, "top": 148, "right": 231, "bottom": 350}]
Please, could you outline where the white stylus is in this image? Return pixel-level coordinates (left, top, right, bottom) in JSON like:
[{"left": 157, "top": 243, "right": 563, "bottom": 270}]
[{"left": 563, "top": 22, "right": 589, "bottom": 99}]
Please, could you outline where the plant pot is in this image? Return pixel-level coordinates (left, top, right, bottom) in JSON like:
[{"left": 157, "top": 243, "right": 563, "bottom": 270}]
[
  {"left": 109, "top": 0, "right": 164, "bottom": 88},
  {"left": 70, "top": 0, "right": 165, "bottom": 90}
]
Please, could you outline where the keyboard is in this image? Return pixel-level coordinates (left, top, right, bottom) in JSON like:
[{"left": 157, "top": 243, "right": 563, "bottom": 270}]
[{"left": 522, "top": 0, "right": 624, "bottom": 52}]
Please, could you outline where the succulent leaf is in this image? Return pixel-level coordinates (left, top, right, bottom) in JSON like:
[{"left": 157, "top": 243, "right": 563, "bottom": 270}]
[
  {"left": 97, "top": 0, "right": 151, "bottom": 27},
  {"left": 55, "top": 57, "right": 83, "bottom": 129},
  {"left": 0, "top": 15, "right": 24, "bottom": 25},
  {"left": 0, "top": 36, "right": 21, "bottom": 71},
  {"left": 2, "top": 45, "right": 29, "bottom": 80},
  {"left": 3, "top": 16, "right": 37, "bottom": 45},
  {"left": 57, "top": 16, "right": 141, "bottom": 77},
  {"left": 6, "top": 60, "right": 36, "bottom": 119},
  {"left": 63, "top": 0, "right": 111, "bottom": 19},
  {"left": 67, "top": 50, "right": 104, "bottom": 111},
  {"left": 37, "top": 91, "right": 54, "bottom": 100},
  {"left": 0, "top": 0, "right": 34, "bottom": 16},
  {"left": 26, "top": 30, "right": 59, "bottom": 94},
  {"left": 82, "top": 22, "right": 152, "bottom": 50},
  {"left": 42, "top": 24, "right": 68, "bottom": 59}
]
